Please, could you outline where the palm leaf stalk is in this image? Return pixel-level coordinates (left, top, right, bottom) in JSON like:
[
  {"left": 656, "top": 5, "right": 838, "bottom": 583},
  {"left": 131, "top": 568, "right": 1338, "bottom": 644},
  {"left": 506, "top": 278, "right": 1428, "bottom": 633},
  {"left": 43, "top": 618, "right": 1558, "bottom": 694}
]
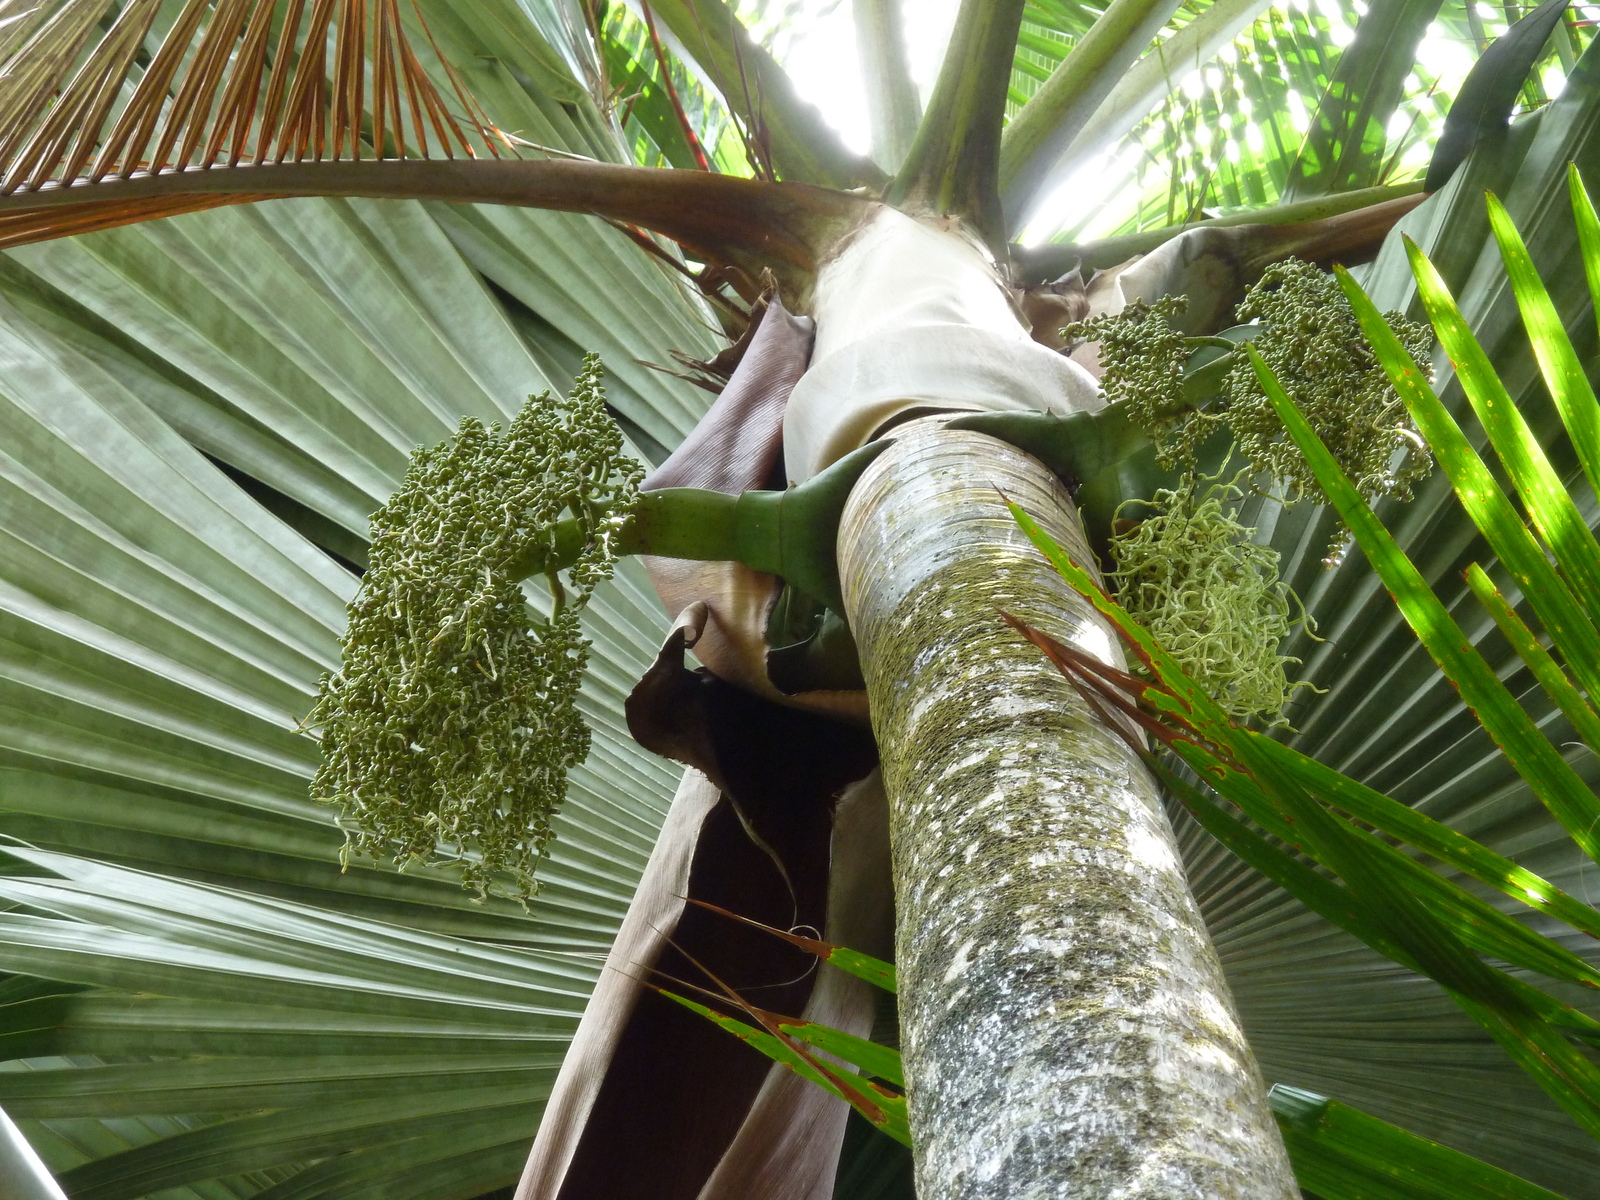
[{"left": 0, "top": 0, "right": 1588, "bottom": 1197}]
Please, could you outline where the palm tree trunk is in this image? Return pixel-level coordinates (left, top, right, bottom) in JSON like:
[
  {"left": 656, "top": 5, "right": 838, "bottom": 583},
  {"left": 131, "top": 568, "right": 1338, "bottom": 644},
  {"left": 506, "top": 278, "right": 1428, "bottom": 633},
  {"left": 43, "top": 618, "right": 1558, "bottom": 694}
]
[{"left": 836, "top": 419, "right": 1296, "bottom": 1199}]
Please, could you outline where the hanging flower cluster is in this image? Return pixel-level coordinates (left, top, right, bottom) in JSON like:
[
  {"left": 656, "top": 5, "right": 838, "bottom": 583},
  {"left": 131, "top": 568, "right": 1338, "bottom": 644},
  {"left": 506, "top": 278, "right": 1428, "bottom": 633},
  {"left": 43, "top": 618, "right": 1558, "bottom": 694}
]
[
  {"left": 1067, "top": 259, "right": 1428, "bottom": 722},
  {"left": 306, "top": 355, "right": 642, "bottom": 901},
  {"left": 1226, "top": 258, "right": 1434, "bottom": 508},
  {"left": 1109, "top": 473, "right": 1312, "bottom": 726},
  {"left": 1069, "top": 295, "right": 1205, "bottom": 468}
]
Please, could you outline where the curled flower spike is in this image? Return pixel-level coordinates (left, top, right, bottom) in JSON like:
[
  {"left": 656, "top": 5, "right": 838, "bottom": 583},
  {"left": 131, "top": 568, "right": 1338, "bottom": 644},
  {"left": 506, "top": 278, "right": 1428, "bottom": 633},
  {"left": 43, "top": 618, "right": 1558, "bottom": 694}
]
[
  {"left": 1110, "top": 472, "right": 1316, "bottom": 727},
  {"left": 306, "top": 355, "right": 643, "bottom": 901}
]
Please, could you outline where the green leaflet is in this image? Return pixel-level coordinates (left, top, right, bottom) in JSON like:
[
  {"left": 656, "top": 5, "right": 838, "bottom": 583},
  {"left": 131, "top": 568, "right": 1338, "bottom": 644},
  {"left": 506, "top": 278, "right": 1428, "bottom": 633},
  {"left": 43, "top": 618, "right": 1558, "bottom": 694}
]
[
  {"left": 1269, "top": 1085, "right": 1569, "bottom": 1199},
  {"left": 655, "top": 899, "right": 907, "bottom": 1148},
  {"left": 1465, "top": 563, "right": 1600, "bottom": 761},
  {"left": 1246, "top": 346, "right": 1600, "bottom": 1134},
  {"left": 824, "top": 946, "right": 899, "bottom": 996},
  {"left": 681, "top": 898, "right": 898, "bottom": 994},
  {"left": 1571, "top": 161, "right": 1600, "bottom": 498},
  {"left": 1404, "top": 231, "right": 1600, "bottom": 644},
  {"left": 1157, "top": 761, "right": 1600, "bottom": 1044},
  {"left": 1204, "top": 738, "right": 1600, "bottom": 991},
  {"left": 1244, "top": 730, "right": 1600, "bottom": 944},
  {"left": 655, "top": 990, "right": 911, "bottom": 1147},
  {"left": 1482, "top": 190, "right": 1600, "bottom": 615},
  {"left": 1007, "top": 476, "right": 1600, "bottom": 1132},
  {"left": 1185, "top": 715, "right": 1600, "bottom": 1137},
  {"left": 1263, "top": 306, "right": 1600, "bottom": 863},
  {"left": 778, "top": 1021, "right": 906, "bottom": 1090}
]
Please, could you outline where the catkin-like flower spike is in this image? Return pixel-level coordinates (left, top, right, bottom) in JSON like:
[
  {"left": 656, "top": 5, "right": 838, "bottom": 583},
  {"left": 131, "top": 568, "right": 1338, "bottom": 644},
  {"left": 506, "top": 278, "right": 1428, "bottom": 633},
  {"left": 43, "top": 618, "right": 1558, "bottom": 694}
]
[
  {"left": 1110, "top": 472, "right": 1315, "bottom": 727},
  {"left": 306, "top": 355, "right": 644, "bottom": 901}
]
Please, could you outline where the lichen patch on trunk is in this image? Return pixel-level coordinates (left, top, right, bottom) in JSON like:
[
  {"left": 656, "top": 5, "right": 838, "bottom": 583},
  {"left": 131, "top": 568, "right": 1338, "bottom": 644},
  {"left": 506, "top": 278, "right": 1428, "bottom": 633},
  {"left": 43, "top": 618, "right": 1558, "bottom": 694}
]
[{"left": 839, "top": 423, "right": 1295, "bottom": 1200}]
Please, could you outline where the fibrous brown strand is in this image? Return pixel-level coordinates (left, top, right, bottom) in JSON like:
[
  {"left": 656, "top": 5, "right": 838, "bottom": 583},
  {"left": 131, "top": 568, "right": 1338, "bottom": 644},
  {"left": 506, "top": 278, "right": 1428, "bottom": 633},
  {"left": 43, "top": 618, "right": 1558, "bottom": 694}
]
[{"left": 0, "top": 0, "right": 493, "bottom": 199}]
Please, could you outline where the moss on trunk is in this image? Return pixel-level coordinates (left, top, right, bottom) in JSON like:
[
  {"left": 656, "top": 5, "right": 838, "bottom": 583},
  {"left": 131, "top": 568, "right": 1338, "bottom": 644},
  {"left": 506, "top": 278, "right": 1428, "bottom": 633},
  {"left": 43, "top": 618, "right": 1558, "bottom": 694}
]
[{"left": 838, "top": 421, "right": 1295, "bottom": 1199}]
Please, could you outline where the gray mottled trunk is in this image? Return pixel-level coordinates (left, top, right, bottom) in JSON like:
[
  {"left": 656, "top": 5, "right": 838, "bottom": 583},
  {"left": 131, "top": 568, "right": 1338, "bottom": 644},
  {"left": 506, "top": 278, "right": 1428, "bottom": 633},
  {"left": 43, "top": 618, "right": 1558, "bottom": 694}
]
[{"left": 836, "top": 419, "right": 1295, "bottom": 1199}]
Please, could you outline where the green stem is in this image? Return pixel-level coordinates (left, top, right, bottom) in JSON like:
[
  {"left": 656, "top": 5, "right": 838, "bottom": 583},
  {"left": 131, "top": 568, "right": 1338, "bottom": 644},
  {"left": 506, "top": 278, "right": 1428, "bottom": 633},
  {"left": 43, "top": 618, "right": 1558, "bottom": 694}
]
[
  {"left": 1012, "top": 181, "right": 1424, "bottom": 279},
  {"left": 998, "top": 0, "right": 1184, "bottom": 225},
  {"left": 642, "top": 0, "right": 887, "bottom": 190},
  {"left": 887, "top": 0, "right": 1025, "bottom": 249},
  {"left": 514, "top": 442, "right": 889, "bottom": 613},
  {"left": 854, "top": 0, "right": 922, "bottom": 172},
  {"left": 1030, "top": 0, "right": 1271, "bottom": 208}
]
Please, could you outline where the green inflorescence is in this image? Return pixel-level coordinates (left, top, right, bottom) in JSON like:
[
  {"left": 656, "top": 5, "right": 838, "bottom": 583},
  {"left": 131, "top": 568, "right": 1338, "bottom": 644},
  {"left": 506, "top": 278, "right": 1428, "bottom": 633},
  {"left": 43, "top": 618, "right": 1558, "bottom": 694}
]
[
  {"left": 1065, "top": 295, "right": 1207, "bottom": 468},
  {"left": 1226, "top": 258, "right": 1434, "bottom": 508},
  {"left": 1062, "top": 259, "right": 1431, "bottom": 722},
  {"left": 306, "top": 355, "right": 643, "bottom": 901},
  {"left": 1066, "top": 258, "right": 1433, "bottom": 510},
  {"left": 1109, "top": 473, "right": 1312, "bottom": 726}
]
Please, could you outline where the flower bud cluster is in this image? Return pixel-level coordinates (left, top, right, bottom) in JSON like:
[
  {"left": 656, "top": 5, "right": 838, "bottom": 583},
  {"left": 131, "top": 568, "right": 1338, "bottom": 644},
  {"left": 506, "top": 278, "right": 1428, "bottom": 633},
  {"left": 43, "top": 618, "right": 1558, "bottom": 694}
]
[
  {"left": 1228, "top": 258, "right": 1434, "bottom": 510},
  {"left": 307, "top": 355, "right": 642, "bottom": 901},
  {"left": 1069, "top": 259, "right": 1428, "bottom": 723}
]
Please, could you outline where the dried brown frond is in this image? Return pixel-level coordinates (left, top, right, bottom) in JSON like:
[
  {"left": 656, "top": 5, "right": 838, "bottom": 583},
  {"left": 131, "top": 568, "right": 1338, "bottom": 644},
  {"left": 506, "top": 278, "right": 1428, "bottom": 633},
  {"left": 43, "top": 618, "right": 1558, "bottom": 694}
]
[
  {"left": 0, "top": 0, "right": 501, "bottom": 206},
  {"left": 0, "top": 2, "right": 876, "bottom": 287}
]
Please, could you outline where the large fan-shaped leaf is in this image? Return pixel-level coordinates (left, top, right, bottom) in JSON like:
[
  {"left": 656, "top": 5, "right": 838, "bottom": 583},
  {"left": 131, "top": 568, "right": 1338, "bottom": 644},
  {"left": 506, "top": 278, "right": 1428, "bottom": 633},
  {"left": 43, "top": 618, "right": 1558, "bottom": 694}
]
[
  {"left": 0, "top": 0, "right": 719, "bottom": 1187},
  {"left": 0, "top": 846, "right": 587, "bottom": 1200},
  {"left": 0, "top": 1, "right": 1597, "bottom": 1197}
]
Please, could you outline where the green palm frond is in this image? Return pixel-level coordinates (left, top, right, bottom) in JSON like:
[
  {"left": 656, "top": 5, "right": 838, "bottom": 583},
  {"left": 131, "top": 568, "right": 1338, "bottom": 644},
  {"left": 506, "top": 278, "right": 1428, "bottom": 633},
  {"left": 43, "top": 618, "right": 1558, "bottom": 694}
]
[
  {"left": 1249, "top": 156, "right": 1600, "bottom": 1191},
  {"left": 992, "top": 163, "right": 1600, "bottom": 1191},
  {"left": 669, "top": 895, "right": 1582, "bottom": 1198},
  {"left": 0, "top": 11, "right": 714, "bottom": 1183},
  {"left": 1019, "top": 0, "right": 1582, "bottom": 244},
  {"left": 1098, "top": 50, "right": 1600, "bottom": 1195},
  {"left": 0, "top": 845, "right": 586, "bottom": 1200},
  {"left": 0, "top": 117, "right": 711, "bottom": 1195}
]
